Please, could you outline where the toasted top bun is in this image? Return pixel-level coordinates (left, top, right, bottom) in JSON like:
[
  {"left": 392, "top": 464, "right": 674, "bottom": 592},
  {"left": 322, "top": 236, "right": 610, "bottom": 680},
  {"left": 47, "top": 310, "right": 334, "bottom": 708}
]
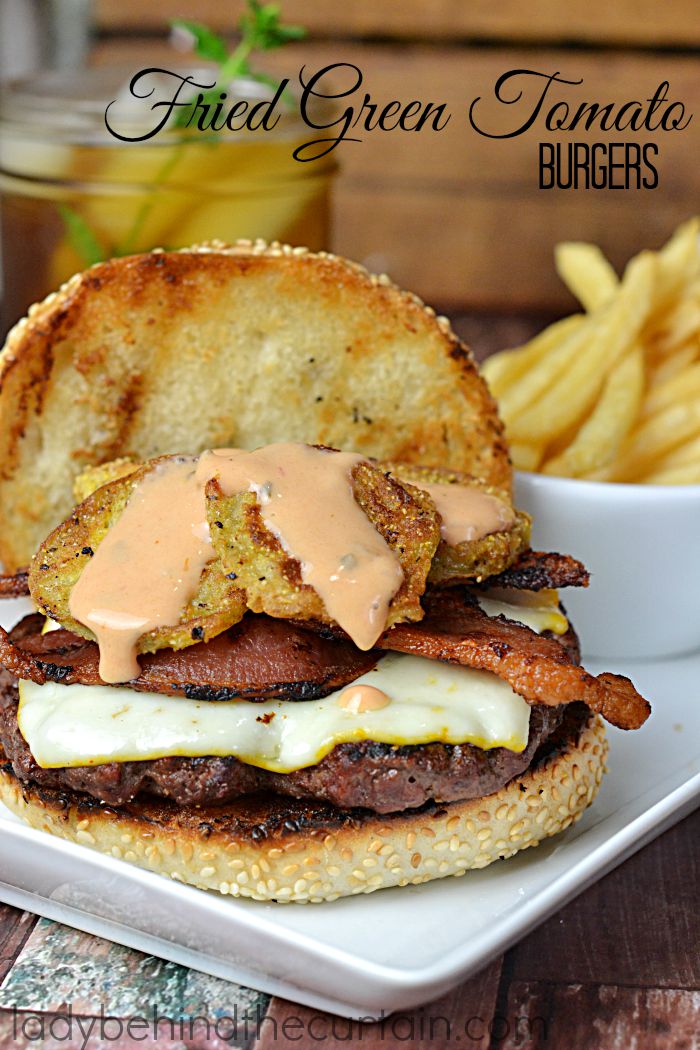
[{"left": 0, "top": 242, "right": 509, "bottom": 571}]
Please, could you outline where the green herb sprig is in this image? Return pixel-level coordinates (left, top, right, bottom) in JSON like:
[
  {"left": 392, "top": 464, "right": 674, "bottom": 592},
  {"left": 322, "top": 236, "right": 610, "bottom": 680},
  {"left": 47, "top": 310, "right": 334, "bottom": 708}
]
[{"left": 171, "top": 2, "right": 306, "bottom": 126}]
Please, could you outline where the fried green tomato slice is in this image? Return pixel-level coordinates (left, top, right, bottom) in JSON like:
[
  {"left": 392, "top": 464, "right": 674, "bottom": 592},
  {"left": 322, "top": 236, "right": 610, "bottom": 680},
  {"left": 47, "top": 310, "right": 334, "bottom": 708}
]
[
  {"left": 73, "top": 458, "right": 140, "bottom": 503},
  {"left": 29, "top": 457, "right": 246, "bottom": 654},
  {"left": 205, "top": 459, "right": 441, "bottom": 631},
  {"left": 382, "top": 462, "right": 531, "bottom": 585},
  {"left": 71, "top": 455, "right": 526, "bottom": 589}
]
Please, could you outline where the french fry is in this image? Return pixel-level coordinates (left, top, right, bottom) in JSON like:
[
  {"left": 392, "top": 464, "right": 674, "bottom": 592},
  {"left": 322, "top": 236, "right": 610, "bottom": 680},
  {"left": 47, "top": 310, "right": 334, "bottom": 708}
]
[
  {"left": 507, "top": 251, "right": 656, "bottom": 444},
  {"left": 611, "top": 400, "right": 700, "bottom": 480},
  {"left": 579, "top": 464, "right": 617, "bottom": 482},
  {"left": 616, "top": 222, "right": 697, "bottom": 366},
  {"left": 645, "top": 293, "right": 700, "bottom": 359},
  {"left": 481, "top": 314, "right": 583, "bottom": 399},
  {"left": 555, "top": 242, "right": 618, "bottom": 312},
  {"left": 508, "top": 441, "right": 544, "bottom": 472},
  {"left": 541, "top": 346, "right": 644, "bottom": 478},
  {"left": 654, "top": 216, "right": 700, "bottom": 305},
  {"left": 634, "top": 433, "right": 700, "bottom": 474},
  {"left": 648, "top": 341, "right": 698, "bottom": 388},
  {"left": 641, "top": 463, "right": 700, "bottom": 485},
  {"left": 481, "top": 215, "right": 700, "bottom": 485},
  {"left": 641, "top": 361, "right": 700, "bottom": 419},
  {"left": 494, "top": 320, "right": 588, "bottom": 422}
]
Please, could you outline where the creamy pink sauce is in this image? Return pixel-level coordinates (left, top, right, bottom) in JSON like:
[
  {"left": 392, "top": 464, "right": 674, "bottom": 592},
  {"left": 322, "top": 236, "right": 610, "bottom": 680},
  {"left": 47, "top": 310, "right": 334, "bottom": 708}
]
[
  {"left": 196, "top": 444, "right": 403, "bottom": 652},
  {"left": 69, "top": 458, "right": 212, "bottom": 684},
  {"left": 419, "top": 481, "right": 514, "bottom": 546},
  {"left": 336, "top": 684, "right": 391, "bottom": 713},
  {"left": 69, "top": 444, "right": 404, "bottom": 682},
  {"left": 68, "top": 443, "right": 516, "bottom": 685}
]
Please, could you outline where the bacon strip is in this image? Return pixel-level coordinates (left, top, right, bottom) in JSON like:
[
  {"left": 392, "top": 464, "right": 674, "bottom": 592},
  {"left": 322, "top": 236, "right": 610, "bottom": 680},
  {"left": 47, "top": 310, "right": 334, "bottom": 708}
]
[
  {"left": 0, "top": 589, "right": 649, "bottom": 732},
  {"left": 0, "top": 615, "right": 378, "bottom": 701},
  {"left": 379, "top": 592, "right": 649, "bottom": 731},
  {"left": 483, "top": 550, "right": 590, "bottom": 591},
  {"left": 0, "top": 572, "right": 30, "bottom": 598}
]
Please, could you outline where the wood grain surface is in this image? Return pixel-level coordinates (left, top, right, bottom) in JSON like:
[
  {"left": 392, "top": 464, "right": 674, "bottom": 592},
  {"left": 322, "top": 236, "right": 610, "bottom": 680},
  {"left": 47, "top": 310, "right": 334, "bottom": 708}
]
[
  {"left": 95, "top": 0, "right": 700, "bottom": 48},
  {"left": 86, "top": 33, "right": 700, "bottom": 311}
]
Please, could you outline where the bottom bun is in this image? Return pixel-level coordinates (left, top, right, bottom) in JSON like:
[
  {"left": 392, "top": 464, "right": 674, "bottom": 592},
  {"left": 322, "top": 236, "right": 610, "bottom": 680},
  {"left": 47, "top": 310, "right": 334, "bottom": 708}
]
[{"left": 0, "top": 712, "right": 606, "bottom": 903}]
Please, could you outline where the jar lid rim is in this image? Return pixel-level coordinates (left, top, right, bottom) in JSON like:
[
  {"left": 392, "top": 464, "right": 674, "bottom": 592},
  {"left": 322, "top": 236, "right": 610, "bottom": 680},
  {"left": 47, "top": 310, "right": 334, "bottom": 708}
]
[{"left": 0, "top": 65, "right": 318, "bottom": 140}]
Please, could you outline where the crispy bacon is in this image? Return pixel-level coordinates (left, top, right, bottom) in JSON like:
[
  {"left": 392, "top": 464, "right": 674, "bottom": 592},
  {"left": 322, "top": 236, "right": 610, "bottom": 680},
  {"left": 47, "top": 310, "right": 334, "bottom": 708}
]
[
  {"left": 379, "top": 592, "right": 649, "bottom": 731},
  {"left": 0, "top": 572, "right": 30, "bottom": 598},
  {"left": 0, "top": 582, "right": 649, "bottom": 733},
  {"left": 482, "top": 550, "right": 590, "bottom": 591},
  {"left": 0, "top": 615, "right": 378, "bottom": 701}
]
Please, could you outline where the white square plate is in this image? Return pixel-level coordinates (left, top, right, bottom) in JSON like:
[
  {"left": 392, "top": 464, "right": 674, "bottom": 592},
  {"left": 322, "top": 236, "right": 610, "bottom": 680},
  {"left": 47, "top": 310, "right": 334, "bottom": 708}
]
[{"left": 0, "top": 597, "right": 698, "bottom": 1018}]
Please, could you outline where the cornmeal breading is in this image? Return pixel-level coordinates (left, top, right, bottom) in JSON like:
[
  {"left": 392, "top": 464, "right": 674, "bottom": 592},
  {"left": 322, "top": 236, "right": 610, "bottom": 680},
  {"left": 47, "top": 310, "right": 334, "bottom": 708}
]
[
  {"left": 29, "top": 457, "right": 246, "bottom": 654},
  {"left": 29, "top": 452, "right": 444, "bottom": 654},
  {"left": 383, "top": 462, "right": 530, "bottom": 584},
  {"left": 205, "top": 459, "right": 440, "bottom": 631}
]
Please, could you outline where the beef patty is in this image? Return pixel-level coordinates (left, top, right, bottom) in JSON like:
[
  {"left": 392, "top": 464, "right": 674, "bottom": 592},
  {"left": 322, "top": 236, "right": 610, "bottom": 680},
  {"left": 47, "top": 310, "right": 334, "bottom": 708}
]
[{"left": 0, "top": 665, "right": 565, "bottom": 814}]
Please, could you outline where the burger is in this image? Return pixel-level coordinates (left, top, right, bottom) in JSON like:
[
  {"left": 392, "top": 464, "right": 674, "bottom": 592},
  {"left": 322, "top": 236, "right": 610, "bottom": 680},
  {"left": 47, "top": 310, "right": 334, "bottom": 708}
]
[{"left": 0, "top": 243, "right": 649, "bottom": 903}]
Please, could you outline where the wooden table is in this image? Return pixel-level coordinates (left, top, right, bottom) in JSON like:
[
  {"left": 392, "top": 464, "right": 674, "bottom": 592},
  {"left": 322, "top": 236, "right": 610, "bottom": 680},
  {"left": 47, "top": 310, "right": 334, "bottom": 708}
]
[{"left": 0, "top": 315, "right": 697, "bottom": 1048}]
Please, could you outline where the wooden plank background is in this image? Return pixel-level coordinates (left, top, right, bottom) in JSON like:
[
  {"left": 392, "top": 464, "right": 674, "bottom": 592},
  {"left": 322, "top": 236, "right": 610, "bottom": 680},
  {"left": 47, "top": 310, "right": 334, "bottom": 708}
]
[
  {"left": 91, "top": 26, "right": 700, "bottom": 310},
  {"left": 96, "top": 0, "right": 700, "bottom": 48},
  {"left": 88, "top": 5, "right": 700, "bottom": 311}
]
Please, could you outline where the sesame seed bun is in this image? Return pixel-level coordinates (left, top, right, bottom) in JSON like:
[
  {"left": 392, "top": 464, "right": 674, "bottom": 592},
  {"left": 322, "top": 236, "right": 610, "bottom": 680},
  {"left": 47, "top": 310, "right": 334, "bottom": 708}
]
[
  {"left": 0, "top": 713, "right": 606, "bottom": 903},
  {"left": 0, "top": 241, "right": 509, "bottom": 572}
]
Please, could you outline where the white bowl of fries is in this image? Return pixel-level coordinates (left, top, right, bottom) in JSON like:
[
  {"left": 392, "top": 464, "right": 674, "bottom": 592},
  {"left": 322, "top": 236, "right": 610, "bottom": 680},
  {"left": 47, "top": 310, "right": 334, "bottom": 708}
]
[
  {"left": 515, "top": 471, "right": 700, "bottom": 660},
  {"left": 483, "top": 217, "right": 700, "bottom": 659}
]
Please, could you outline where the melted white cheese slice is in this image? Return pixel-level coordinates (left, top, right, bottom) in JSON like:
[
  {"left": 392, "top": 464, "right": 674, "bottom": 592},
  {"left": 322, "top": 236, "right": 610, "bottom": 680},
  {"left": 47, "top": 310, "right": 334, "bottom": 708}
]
[
  {"left": 476, "top": 592, "right": 568, "bottom": 636},
  {"left": 18, "top": 652, "right": 531, "bottom": 772}
]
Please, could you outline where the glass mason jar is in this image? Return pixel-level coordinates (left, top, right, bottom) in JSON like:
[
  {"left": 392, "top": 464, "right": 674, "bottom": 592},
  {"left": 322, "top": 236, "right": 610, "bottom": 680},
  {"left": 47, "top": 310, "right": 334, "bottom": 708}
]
[{"left": 0, "top": 67, "right": 337, "bottom": 331}]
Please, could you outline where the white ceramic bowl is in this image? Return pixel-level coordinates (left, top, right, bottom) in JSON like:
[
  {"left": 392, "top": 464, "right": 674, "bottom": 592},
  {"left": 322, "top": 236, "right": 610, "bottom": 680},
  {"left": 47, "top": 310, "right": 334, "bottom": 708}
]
[{"left": 514, "top": 471, "right": 700, "bottom": 661}]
